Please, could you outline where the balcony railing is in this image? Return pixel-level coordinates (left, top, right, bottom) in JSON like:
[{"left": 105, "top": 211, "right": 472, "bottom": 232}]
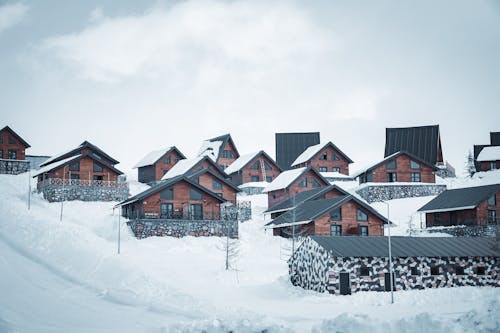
[
  {"left": 125, "top": 210, "right": 223, "bottom": 221},
  {"left": 37, "top": 178, "right": 128, "bottom": 189}
]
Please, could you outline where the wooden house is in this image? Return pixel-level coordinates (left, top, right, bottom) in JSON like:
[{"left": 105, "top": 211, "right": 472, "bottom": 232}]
[
  {"left": 224, "top": 150, "right": 282, "bottom": 185},
  {"left": 0, "top": 126, "right": 31, "bottom": 174},
  {"left": 134, "top": 147, "right": 186, "bottom": 184},
  {"left": 161, "top": 156, "right": 228, "bottom": 181},
  {"left": 474, "top": 132, "right": 500, "bottom": 172},
  {"left": 353, "top": 151, "right": 438, "bottom": 184},
  {"left": 187, "top": 168, "right": 241, "bottom": 204},
  {"left": 290, "top": 141, "right": 353, "bottom": 175},
  {"left": 418, "top": 183, "right": 500, "bottom": 227},
  {"left": 265, "top": 195, "right": 387, "bottom": 237},
  {"left": 198, "top": 134, "right": 240, "bottom": 169},
  {"left": 263, "top": 166, "right": 330, "bottom": 208},
  {"left": 290, "top": 236, "right": 499, "bottom": 295}
]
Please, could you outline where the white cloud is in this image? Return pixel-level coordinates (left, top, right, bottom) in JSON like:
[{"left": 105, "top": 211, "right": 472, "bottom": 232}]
[{"left": 0, "top": 2, "right": 29, "bottom": 33}]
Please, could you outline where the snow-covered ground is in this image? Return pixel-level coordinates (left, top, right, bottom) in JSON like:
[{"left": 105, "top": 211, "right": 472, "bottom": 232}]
[{"left": 0, "top": 173, "right": 499, "bottom": 332}]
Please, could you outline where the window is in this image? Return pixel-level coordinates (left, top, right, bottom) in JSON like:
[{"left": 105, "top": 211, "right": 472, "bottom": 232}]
[
  {"left": 190, "top": 188, "right": 203, "bottom": 200},
  {"left": 359, "top": 226, "right": 368, "bottom": 236},
  {"left": 487, "top": 194, "right": 496, "bottom": 206},
  {"left": 250, "top": 161, "right": 260, "bottom": 169},
  {"left": 410, "top": 172, "right": 421, "bottom": 182},
  {"left": 410, "top": 266, "right": 419, "bottom": 276},
  {"left": 386, "top": 172, "right": 397, "bottom": 182},
  {"left": 332, "top": 153, "right": 340, "bottom": 161},
  {"left": 212, "top": 179, "right": 223, "bottom": 190},
  {"left": 164, "top": 156, "right": 171, "bottom": 164},
  {"left": 312, "top": 178, "right": 321, "bottom": 188},
  {"left": 454, "top": 265, "right": 464, "bottom": 275},
  {"left": 330, "top": 225, "right": 342, "bottom": 236},
  {"left": 69, "top": 162, "right": 80, "bottom": 171},
  {"left": 92, "top": 153, "right": 102, "bottom": 160},
  {"left": 160, "top": 203, "right": 173, "bottom": 218},
  {"left": 190, "top": 204, "right": 203, "bottom": 220},
  {"left": 356, "top": 209, "right": 368, "bottom": 221},
  {"left": 221, "top": 150, "right": 234, "bottom": 159},
  {"left": 298, "top": 177, "right": 308, "bottom": 187},
  {"left": 0, "top": 150, "right": 3, "bottom": 159},
  {"left": 93, "top": 162, "right": 103, "bottom": 172},
  {"left": 0, "top": 135, "right": 3, "bottom": 143},
  {"left": 475, "top": 266, "right": 486, "bottom": 275},
  {"left": 320, "top": 152, "right": 328, "bottom": 160},
  {"left": 360, "top": 266, "right": 370, "bottom": 276},
  {"left": 330, "top": 207, "right": 342, "bottom": 221},
  {"left": 70, "top": 174, "right": 80, "bottom": 180},
  {"left": 266, "top": 176, "right": 273, "bottom": 182},
  {"left": 160, "top": 188, "right": 174, "bottom": 200},
  {"left": 410, "top": 160, "right": 420, "bottom": 169},
  {"left": 332, "top": 167, "right": 340, "bottom": 173},
  {"left": 8, "top": 136, "right": 16, "bottom": 144},
  {"left": 487, "top": 210, "right": 496, "bottom": 224},
  {"left": 386, "top": 159, "right": 396, "bottom": 169},
  {"left": 7, "top": 150, "right": 16, "bottom": 160},
  {"left": 251, "top": 175, "right": 259, "bottom": 182},
  {"left": 263, "top": 161, "right": 273, "bottom": 170},
  {"left": 430, "top": 266, "right": 440, "bottom": 275},
  {"left": 93, "top": 175, "right": 103, "bottom": 181},
  {"left": 490, "top": 162, "right": 497, "bottom": 170},
  {"left": 319, "top": 167, "right": 327, "bottom": 172}
]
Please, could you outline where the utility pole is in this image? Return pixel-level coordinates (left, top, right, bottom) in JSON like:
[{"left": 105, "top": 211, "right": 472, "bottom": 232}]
[
  {"left": 117, "top": 211, "right": 121, "bottom": 254},
  {"left": 383, "top": 201, "right": 394, "bottom": 304},
  {"left": 27, "top": 167, "right": 31, "bottom": 210}
]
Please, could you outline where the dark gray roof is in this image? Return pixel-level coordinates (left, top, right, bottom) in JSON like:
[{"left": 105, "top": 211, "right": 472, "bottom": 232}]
[
  {"left": 265, "top": 185, "right": 349, "bottom": 213},
  {"left": 385, "top": 125, "right": 442, "bottom": 166},
  {"left": 1, "top": 126, "right": 31, "bottom": 148},
  {"left": 275, "top": 132, "right": 320, "bottom": 170},
  {"left": 491, "top": 132, "right": 500, "bottom": 146},
  {"left": 187, "top": 168, "right": 241, "bottom": 192},
  {"left": 207, "top": 133, "right": 240, "bottom": 159},
  {"left": 40, "top": 140, "right": 120, "bottom": 167},
  {"left": 418, "top": 183, "right": 500, "bottom": 212},
  {"left": 473, "top": 132, "right": 500, "bottom": 168},
  {"left": 310, "top": 236, "right": 499, "bottom": 257}
]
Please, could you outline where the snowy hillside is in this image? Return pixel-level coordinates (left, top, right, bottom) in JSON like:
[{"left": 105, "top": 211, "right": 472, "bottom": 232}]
[{"left": 0, "top": 173, "right": 499, "bottom": 332}]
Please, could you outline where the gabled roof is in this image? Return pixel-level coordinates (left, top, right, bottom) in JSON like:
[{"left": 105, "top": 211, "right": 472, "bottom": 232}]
[
  {"left": 418, "top": 183, "right": 500, "bottom": 213},
  {"left": 385, "top": 125, "right": 442, "bottom": 166},
  {"left": 187, "top": 168, "right": 241, "bottom": 192},
  {"left": 0, "top": 126, "right": 31, "bottom": 148},
  {"left": 224, "top": 150, "right": 281, "bottom": 175},
  {"left": 33, "top": 153, "right": 124, "bottom": 177},
  {"left": 309, "top": 236, "right": 499, "bottom": 258},
  {"left": 117, "top": 175, "right": 227, "bottom": 207},
  {"left": 477, "top": 146, "right": 500, "bottom": 162},
  {"left": 266, "top": 195, "right": 390, "bottom": 228},
  {"left": 40, "top": 141, "right": 119, "bottom": 167},
  {"left": 291, "top": 141, "right": 353, "bottom": 166},
  {"left": 133, "top": 147, "right": 186, "bottom": 168},
  {"left": 263, "top": 166, "right": 329, "bottom": 193},
  {"left": 275, "top": 132, "right": 320, "bottom": 170},
  {"left": 198, "top": 133, "right": 239, "bottom": 161},
  {"left": 351, "top": 150, "right": 439, "bottom": 178},
  {"left": 265, "top": 185, "right": 350, "bottom": 214},
  {"left": 161, "top": 156, "right": 227, "bottom": 180}
]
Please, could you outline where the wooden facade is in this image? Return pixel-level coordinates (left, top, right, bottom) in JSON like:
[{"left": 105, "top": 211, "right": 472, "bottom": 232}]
[
  {"left": 188, "top": 169, "right": 240, "bottom": 204},
  {"left": 357, "top": 151, "right": 437, "bottom": 184},
  {"left": 137, "top": 147, "right": 185, "bottom": 184},
  {"left": 479, "top": 160, "right": 500, "bottom": 172},
  {"left": 0, "top": 126, "right": 30, "bottom": 161},
  {"left": 292, "top": 142, "right": 353, "bottom": 175},
  {"left": 198, "top": 134, "right": 240, "bottom": 169},
  {"left": 227, "top": 151, "right": 282, "bottom": 185},
  {"left": 217, "top": 137, "right": 239, "bottom": 169}
]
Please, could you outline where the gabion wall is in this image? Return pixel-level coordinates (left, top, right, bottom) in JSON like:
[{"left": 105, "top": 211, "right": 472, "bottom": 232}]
[
  {"left": 0, "top": 160, "right": 30, "bottom": 175},
  {"left": 128, "top": 219, "right": 239, "bottom": 239},
  {"left": 40, "top": 184, "right": 129, "bottom": 202},
  {"left": 356, "top": 184, "right": 447, "bottom": 203}
]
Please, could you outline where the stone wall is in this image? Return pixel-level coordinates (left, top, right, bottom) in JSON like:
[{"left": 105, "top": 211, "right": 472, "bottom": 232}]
[
  {"left": 356, "top": 184, "right": 446, "bottom": 203},
  {"left": 128, "top": 219, "right": 239, "bottom": 239},
  {"left": 39, "top": 184, "right": 129, "bottom": 202},
  {"left": 289, "top": 237, "right": 330, "bottom": 293},
  {"left": 417, "top": 225, "right": 500, "bottom": 238},
  {"left": 0, "top": 159, "right": 30, "bottom": 175}
]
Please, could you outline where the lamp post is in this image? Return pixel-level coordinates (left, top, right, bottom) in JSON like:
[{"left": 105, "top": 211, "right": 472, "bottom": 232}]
[
  {"left": 117, "top": 211, "right": 121, "bottom": 255},
  {"left": 60, "top": 165, "right": 68, "bottom": 221},
  {"left": 381, "top": 200, "right": 394, "bottom": 304}
]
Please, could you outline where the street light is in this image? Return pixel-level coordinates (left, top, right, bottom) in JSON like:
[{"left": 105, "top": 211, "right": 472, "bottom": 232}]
[{"left": 380, "top": 200, "right": 394, "bottom": 304}]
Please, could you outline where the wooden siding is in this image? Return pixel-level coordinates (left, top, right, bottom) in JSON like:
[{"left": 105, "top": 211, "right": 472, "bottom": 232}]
[
  {"left": 0, "top": 128, "right": 28, "bottom": 160},
  {"left": 368, "top": 154, "right": 435, "bottom": 183},
  {"left": 218, "top": 140, "right": 239, "bottom": 169},
  {"left": 294, "top": 145, "right": 350, "bottom": 175},
  {"left": 196, "top": 172, "right": 237, "bottom": 204},
  {"left": 230, "top": 153, "right": 281, "bottom": 185},
  {"left": 38, "top": 156, "right": 120, "bottom": 181},
  {"left": 480, "top": 161, "right": 500, "bottom": 171}
]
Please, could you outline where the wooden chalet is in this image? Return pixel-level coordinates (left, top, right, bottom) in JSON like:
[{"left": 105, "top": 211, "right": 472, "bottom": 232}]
[
  {"left": 187, "top": 168, "right": 241, "bottom": 204},
  {"left": 353, "top": 151, "right": 438, "bottom": 184},
  {"left": 198, "top": 134, "right": 240, "bottom": 169},
  {"left": 0, "top": 126, "right": 31, "bottom": 174},
  {"left": 474, "top": 132, "right": 500, "bottom": 172},
  {"left": 290, "top": 141, "right": 353, "bottom": 175},
  {"left": 418, "top": 183, "right": 500, "bottom": 227},
  {"left": 263, "top": 166, "right": 330, "bottom": 208},
  {"left": 265, "top": 195, "right": 387, "bottom": 237},
  {"left": 161, "top": 155, "right": 228, "bottom": 181},
  {"left": 224, "top": 150, "right": 282, "bottom": 185},
  {"left": 119, "top": 175, "right": 227, "bottom": 220},
  {"left": 134, "top": 146, "right": 186, "bottom": 184}
]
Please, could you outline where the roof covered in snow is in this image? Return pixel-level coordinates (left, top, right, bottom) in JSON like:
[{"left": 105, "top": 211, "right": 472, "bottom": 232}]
[
  {"left": 291, "top": 142, "right": 353, "bottom": 167},
  {"left": 477, "top": 146, "right": 500, "bottom": 162},
  {"left": 32, "top": 155, "right": 82, "bottom": 177},
  {"left": 418, "top": 183, "right": 500, "bottom": 213},
  {"left": 310, "top": 236, "right": 499, "bottom": 258},
  {"left": 133, "top": 147, "right": 185, "bottom": 168},
  {"left": 224, "top": 151, "right": 260, "bottom": 174},
  {"left": 263, "top": 167, "right": 307, "bottom": 192},
  {"left": 197, "top": 133, "right": 239, "bottom": 162},
  {"left": 161, "top": 156, "right": 205, "bottom": 179}
]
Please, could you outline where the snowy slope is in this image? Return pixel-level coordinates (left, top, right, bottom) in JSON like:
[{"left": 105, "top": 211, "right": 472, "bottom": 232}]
[{"left": 0, "top": 174, "right": 499, "bottom": 332}]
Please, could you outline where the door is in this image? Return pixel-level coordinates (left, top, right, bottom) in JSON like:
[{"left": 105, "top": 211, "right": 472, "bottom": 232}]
[
  {"left": 339, "top": 272, "right": 351, "bottom": 295},
  {"left": 450, "top": 211, "right": 457, "bottom": 225},
  {"left": 190, "top": 204, "right": 203, "bottom": 220},
  {"left": 384, "top": 272, "right": 395, "bottom": 292},
  {"left": 160, "top": 203, "right": 173, "bottom": 219}
]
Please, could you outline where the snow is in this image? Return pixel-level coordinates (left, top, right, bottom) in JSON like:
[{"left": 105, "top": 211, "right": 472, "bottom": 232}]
[
  {"left": 0, "top": 173, "right": 498, "bottom": 332},
  {"left": 161, "top": 156, "right": 204, "bottom": 180},
  {"left": 239, "top": 181, "right": 268, "bottom": 189},
  {"left": 133, "top": 147, "right": 172, "bottom": 168},
  {"left": 291, "top": 143, "right": 326, "bottom": 166},
  {"left": 39, "top": 144, "right": 83, "bottom": 167},
  {"left": 263, "top": 167, "right": 306, "bottom": 192},
  {"left": 321, "top": 171, "right": 352, "bottom": 179},
  {"left": 224, "top": 151, "right": 260, "bottom": 174},
  {"left": 477, "top": 146, "right": 500, "bottom": 162},
  {"left": 351, "top": 151, "right": 401, "bottom": 178},
  {"left": 197, "top": 140, "right": 223, "bottom": 161},
  {"left": 32, "top": 154, "right": 82, "bottom": 177}
]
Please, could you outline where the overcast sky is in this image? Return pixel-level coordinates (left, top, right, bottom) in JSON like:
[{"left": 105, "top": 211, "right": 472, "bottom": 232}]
[{"left": 1, "top": 0, "right": 499, "bottom": 175}]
